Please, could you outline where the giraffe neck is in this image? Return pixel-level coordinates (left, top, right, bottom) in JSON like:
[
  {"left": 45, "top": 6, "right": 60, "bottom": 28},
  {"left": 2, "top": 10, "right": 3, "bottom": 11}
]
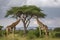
[
  {"left": 6, "top": 19, "right": 20, "bottom": 28},
  {"left": 15, "top": 19, "right": 20, "bottom": 24},
  {"left": 36, "top": 18, "right": 44, "bottom": 27},
  {"left": 12, "top": 19, "right": 20, "bottom": 26},
  {"left": 36, "top": 18, "right": 49, "bottom": 36}
]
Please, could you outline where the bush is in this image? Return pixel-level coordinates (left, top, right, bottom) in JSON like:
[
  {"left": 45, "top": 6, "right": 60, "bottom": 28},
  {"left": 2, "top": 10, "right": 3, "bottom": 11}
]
[
  {"left": 27, "top": 30, "right": 36, "bottom": 39},
  {"left": 15, "top": 30, "right": 24, "bottom": 36},
  {"left": 0, "top": 26, "right": 3, "bottom": 30},
  {"left": 34, "top": 27, "right": 40, "bottom": 37},
  {"left": 55, "top": 33, "right": 60, "bottom": 38},
  {"left": 54, "top": 27, "right": 60, "bottom": 32},
  {"left": 0, "top": 26, "right": 3, "bottom": 36},
  {"left": 27, "top": 27, "right": 40, "bottom": 40},
  {"left": 0, "top": 30, "right": 3, "bottom": 36}
]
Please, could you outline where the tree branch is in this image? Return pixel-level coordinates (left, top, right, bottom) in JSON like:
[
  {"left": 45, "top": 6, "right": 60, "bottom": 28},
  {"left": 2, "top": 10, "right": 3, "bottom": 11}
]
[
  {"left": 26, "top": 16, "right": 32, "bottom": 24},
  {"left": 26, "top": 20, "right": 30, "bottom": 28}
]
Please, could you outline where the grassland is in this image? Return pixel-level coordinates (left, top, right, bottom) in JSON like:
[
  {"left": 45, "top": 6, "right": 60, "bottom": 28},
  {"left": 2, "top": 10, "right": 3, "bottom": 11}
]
[{"left": 0, "top": 33, "right": 60, "bottom": 40}]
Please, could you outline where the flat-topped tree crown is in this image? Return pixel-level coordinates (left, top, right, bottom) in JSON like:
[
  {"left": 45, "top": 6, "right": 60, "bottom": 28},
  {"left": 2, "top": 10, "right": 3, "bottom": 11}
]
[{"left": 5, "top": 5, "right": 46, "bottom": 19}]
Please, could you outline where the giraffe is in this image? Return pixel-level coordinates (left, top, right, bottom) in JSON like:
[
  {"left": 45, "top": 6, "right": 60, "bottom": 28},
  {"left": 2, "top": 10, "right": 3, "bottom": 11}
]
[
  {"left": 5, "top": 19, "right": 20, "bottom": 35},
  {"left": 35, "top": 17, "right": 49, "bottom": 37}
]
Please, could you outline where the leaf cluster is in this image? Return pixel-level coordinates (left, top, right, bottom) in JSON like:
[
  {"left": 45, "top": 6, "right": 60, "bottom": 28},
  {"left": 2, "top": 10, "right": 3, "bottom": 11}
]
[{"left": 5, "top": 5, "right": 46, "bottom": 19}]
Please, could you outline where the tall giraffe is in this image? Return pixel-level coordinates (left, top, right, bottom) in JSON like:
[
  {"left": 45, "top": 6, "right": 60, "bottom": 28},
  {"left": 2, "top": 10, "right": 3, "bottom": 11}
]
[
  {"left": 6, "top": 19, "right": 20, "bottom": 35},
  {"left": 35, "top": 17, "right": 49, "bottom": 36}
]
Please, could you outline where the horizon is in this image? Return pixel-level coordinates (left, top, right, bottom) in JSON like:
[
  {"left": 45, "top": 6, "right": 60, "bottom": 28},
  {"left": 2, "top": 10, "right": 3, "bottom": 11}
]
[{"left": 2, "top": 26, "right": 60, "bottom": 30}]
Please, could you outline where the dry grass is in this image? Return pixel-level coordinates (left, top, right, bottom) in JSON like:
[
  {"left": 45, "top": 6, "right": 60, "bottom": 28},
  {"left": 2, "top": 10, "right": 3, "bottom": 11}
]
[{"left": 0, "top": 33, "right": 60, "bottom": 40}]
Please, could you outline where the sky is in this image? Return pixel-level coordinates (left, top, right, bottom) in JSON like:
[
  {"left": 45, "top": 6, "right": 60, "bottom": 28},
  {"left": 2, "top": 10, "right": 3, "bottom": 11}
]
[{"left": 0, "top": 0, "right": 60, "bottom": 29}]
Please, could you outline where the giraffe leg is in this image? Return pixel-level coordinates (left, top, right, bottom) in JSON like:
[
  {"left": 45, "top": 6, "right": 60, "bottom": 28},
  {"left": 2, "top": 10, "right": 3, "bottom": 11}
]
[
  {"left": 8, "top": 27, "right": 11, "bottom": 33},
  {"left": 44, "top": 30, "right": 49, "bottom": 38},
  {"left": 14, "top": 27, "right": 16, "bottom": 32},
  {"left": 6, "top": 28, "right": 8, "bottom": 36},
  {"left": 13, "top": 28, "right": 14, "bottom": 33}
]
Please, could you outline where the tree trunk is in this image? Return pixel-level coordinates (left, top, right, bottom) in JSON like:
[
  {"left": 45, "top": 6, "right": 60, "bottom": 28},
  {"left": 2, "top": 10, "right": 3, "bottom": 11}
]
[
  {"left": 39, "top": 26, "right": 41, "bottom": 37},
  {"left": 23, "top": 22, "right": 27, "bottom": 36},
  {"left": 21, "top": 15, "right": 32, "bottom": 36}
]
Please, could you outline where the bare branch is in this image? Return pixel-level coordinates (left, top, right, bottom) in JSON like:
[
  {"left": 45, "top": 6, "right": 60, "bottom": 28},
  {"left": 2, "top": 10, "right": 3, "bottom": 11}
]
[
  {"left": 26, "top": 20, "right": 30, "bottom": 28},
  {"left": 26, "top": 16, "right": 32, "bottom": 24}
]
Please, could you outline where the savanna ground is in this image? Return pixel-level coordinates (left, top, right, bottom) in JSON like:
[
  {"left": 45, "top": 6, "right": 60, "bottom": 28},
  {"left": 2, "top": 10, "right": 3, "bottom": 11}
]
[
  {"left": 0, "top": 29, "right": 60, "bottom": 40},
  {"left": 0, "top": 33, "right": 60, "bottom": 40}
]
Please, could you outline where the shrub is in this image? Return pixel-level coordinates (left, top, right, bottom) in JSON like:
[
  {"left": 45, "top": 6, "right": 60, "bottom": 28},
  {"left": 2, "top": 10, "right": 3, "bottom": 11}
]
[
  {"left": 54, "top": 27, "right": 60, "bottom": 32},
  {"left": 0, "top": 26, "right": 3, "bottom": 30},
  {"left": 27, "top": 27, "right": 40, "bottom": 40},
  {"left": 15, "top": 30, "right": 24, "bottom": 36},
  {"left": 27, "top": 30, "right": 36, "bottom": 39},
  {"left": 0, "top": 30, "right": 3, "bottom": 36},
  {"left": 34, "top": 27, "right": 40, "bottom": 37},
  {"left": 0, "top": 26, "right": 3, "bottom": 36},
  {"left": 54, "top": 33, "right": 60, "bottom": 38}
]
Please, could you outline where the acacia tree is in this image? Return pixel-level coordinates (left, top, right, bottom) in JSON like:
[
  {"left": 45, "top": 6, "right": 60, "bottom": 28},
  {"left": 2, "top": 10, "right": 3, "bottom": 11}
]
[{"left": 5, "top": 5, "right": 46, "bottom": 35}]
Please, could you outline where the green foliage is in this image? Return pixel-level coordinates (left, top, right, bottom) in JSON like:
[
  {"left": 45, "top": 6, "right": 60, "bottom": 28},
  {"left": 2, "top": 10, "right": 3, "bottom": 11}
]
[
  {"left": 0, "top": 30, "right": 6, "bottom": 36},
  {"left": 50, "top": 30, "right": 60, "bottom": 38},
  {"left": 27, "top": 30, "right": 36, "bottom": 39},
  {"left": 54, "top": 27, "right": 60, "bottom": 32},
  {"left": 0, "top": 26, "right": 3, "bottom": 37},
  {"left": 50, "top": 27, "right": 60, "bottom": 38},
  {"left": 0, "top": 26, "right": 3, "bottom": 30},
  {"left": 54, "top": 33, "right": 60, "bottom": 38},
  {"left": 34, "top": 27, "right": 40, "bottom": 37},
  {"left": 5, "top": 5, "right": 46, "bottom": 18},
  {"left": 15, "top": 30, "right": 24, "bottom": 36},
  {"left": 0, "top": 30, "right": 3, "bottom": 36},
  {"left": 27, "top": 27, "right": 40, "bottom": 39}
]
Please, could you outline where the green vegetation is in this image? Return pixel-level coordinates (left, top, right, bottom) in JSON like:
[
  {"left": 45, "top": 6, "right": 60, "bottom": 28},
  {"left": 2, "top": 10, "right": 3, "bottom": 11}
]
[
  {"left": 54, "top": 27, "right": 60, "bottom": 32},
  {"left": 0, "top": 26, "right": 60, "bottom": 40},
  {"left": 0, "top": 26, "right": 3, "bottom": 30},
  {"left": 0, "top": 26, "right": 3, "bottom": 36},
  {"left": 0, "top": 27, "right": 60, "bottom": 40}
]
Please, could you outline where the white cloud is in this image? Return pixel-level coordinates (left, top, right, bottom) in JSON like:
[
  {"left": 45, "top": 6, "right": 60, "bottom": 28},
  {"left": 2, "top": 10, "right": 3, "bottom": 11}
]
[
  {"left": 1, "top": 0, "right": 60, "bottom": 8},
  {"left": 0, "top": 18, "right": 22, "bottom": 29},
  {"left": 41, "top": 18, "right": 60, "bottom": 27},
  {"left": 7, "top": 0, "right": 26, "bottom": 7},
  {"left": 0, "top": 18, "right": 15, "bottom": 28},
  {"left": 27, "top": 0, "right": 60, "bottom": 7},
  {"left": 29, "top": 18, "right": 60, "bottom": 28},
  {"left": 0, "top": 0, "right": 26, "bottom": 18}
]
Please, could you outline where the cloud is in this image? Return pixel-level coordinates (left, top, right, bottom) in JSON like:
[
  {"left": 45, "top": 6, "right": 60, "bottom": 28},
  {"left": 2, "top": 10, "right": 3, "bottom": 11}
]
[
  {"left": 0, "top": 0, "right": 26, "bottom": 19},
  {"left": 0, "top": 18, "right": 23, "bottom": 29},
  {"left": 27, "top": 0, "right": 60, "bottom": 7},
  {"left": 7, "top": 0, "right": 26, "bottom": 7},
  {"left": 0, "top": 18, "right": 15, "bottom": 28},
  {"left": 29, "top": 17, "right": 60, "bottom": 28},
  {"left": 41, "top": 17, "right": 60, "bottom": 28}
]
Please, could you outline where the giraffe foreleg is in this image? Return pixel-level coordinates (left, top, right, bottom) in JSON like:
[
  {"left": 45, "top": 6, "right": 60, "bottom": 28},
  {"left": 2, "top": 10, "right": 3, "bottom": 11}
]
[
  {"left": 6, "top": 28, "right": 8, "bottom": 36},
  {"left": 13, "top": 27, "right": 16, "bottom": 33}
]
